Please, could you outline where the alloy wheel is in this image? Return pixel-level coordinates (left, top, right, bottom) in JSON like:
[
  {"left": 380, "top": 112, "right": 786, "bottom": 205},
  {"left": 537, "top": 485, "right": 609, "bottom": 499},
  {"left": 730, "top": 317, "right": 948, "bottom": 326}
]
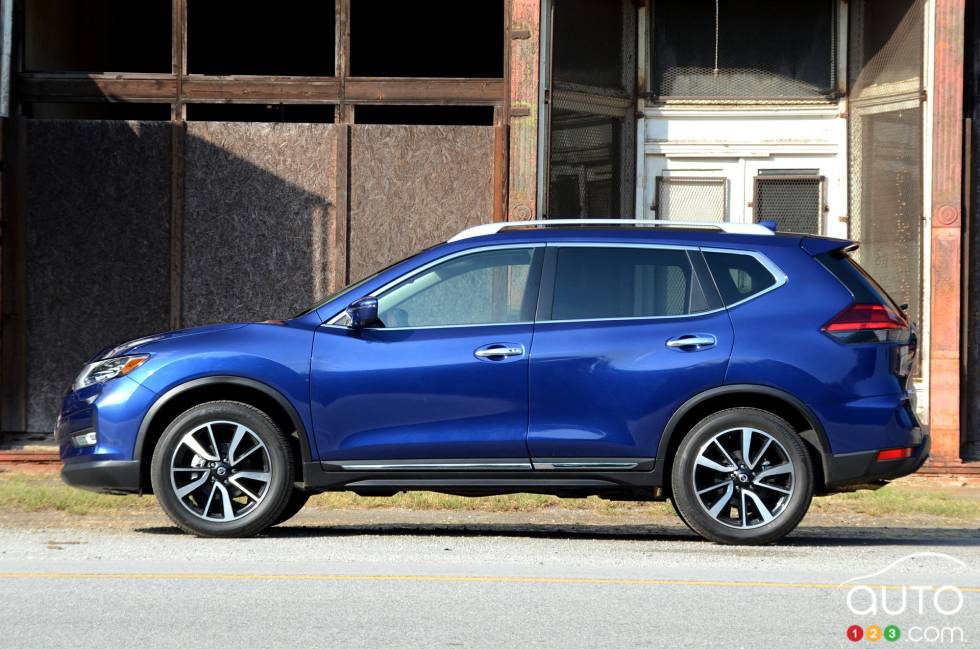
[
  {"left": 691, "top": 426, "right": 795, "bottom": 529},
  {"left": 169, "top": 420, "right": 272, "bottom": 522}
]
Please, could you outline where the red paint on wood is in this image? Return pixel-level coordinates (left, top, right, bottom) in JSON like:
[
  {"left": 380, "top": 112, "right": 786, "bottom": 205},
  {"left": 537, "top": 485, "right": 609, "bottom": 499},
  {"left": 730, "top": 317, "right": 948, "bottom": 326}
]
[{"left": 929, "top": 0, "right": 966, "bottom": 461}]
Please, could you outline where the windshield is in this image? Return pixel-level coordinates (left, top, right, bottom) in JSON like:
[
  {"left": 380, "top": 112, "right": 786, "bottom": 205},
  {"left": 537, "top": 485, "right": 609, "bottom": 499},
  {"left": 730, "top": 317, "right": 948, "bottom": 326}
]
[{"left": 290, "top": 246, "right": 437, "bottom": 319}]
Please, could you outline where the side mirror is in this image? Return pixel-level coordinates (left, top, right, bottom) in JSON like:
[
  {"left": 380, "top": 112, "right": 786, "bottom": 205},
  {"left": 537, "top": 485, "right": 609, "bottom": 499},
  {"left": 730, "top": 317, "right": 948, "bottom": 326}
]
[{"left": 346, "top": 296, "right": 379, "bottom": 329}]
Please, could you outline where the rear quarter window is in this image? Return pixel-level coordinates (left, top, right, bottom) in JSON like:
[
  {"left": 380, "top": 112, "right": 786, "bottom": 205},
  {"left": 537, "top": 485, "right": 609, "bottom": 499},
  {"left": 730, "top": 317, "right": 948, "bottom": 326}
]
[
  {"left": 815, "top": 250, "right": 902, "bottom": 312},
  {"left": 703, "top": 251, "right": 778, "bottom": 306}
]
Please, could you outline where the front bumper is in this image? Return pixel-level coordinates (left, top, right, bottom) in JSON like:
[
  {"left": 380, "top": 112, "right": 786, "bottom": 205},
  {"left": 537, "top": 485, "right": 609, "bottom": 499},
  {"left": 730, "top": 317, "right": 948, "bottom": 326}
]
[
  {"left": 61, "top": 459, "right": 142, "bottom": 494},
  {"left": 824, "top": 431, "right": 930, "bottom": 489},
  {"left": 56, "top": 375, "right": 158, "bottom": 494}
]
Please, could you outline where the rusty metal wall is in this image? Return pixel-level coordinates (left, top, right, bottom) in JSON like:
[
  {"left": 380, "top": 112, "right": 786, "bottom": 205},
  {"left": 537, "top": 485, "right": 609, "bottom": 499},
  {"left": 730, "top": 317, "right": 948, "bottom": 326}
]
[
  {"left": 23, "top": 120, "right": 171, "bottom": 432},
  {"left": 182, "top": 122, "right": 341, "bottom": 326},
  {"left": 348, "top": 125, "right": 495, "bottom": 281}
]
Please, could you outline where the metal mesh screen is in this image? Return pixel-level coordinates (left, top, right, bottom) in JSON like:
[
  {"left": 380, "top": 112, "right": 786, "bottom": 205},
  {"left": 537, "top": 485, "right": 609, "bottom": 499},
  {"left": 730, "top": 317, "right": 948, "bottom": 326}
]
[
  {"left": 848, "top": 0, "right": 924, "bottom": 337},
  {"left": 652, "top": 0, "right": 837, "bottom": 99},
  {"left": 848, "top": 0, "right": 924, "bottom": 95},
  {"left": 552, "top": 0, "right": 635, "bottom": 94},
  {"left": 548, "top": 103, "right": 624, "bottom": 218},
  {"left": 850, "top": 108, "right": 923, "bottom": 328},
  {"left": 656, "top": 177, "right": 727, "bottom": 221},
  {"left": 753, "top": 175, "right": 822, "bottom": 234},
  {"left": 546, "top": 0, "right": 636, "bottom": 218}
]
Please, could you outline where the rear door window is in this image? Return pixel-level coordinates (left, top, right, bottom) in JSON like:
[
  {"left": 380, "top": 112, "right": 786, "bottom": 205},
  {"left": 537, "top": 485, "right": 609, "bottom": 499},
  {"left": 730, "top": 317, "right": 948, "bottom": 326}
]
[
  {"left": 550, "top": 246, "right": 713, "bottom": 320},
  {"left": 703, "top": 251, "right": 779, "bottom": 306}
]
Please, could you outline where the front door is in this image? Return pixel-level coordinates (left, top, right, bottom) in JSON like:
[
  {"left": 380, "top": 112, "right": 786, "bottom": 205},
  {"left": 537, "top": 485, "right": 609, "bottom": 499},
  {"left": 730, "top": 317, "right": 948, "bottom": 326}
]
[
  {"left": 527, "top": 244, "right": 734, "bottom": 463},
  {"left": 310, "top": 245, "right": 544, "bottom": 463}
]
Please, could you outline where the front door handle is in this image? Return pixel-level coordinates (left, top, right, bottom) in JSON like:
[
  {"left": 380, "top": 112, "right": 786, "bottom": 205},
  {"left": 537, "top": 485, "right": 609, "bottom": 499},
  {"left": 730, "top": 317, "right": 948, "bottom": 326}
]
[
  {"left": 474, "top": 343, "right": 525, "bottom": 360},
  {"left": 666, "top": 334, "right": 717, "bottom": 350}
]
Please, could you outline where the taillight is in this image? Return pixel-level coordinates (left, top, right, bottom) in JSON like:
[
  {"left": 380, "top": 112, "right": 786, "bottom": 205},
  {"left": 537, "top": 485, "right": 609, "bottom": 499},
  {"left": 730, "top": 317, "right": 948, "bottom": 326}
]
[{"left": 822, "top": 303, "right": 910, "bottom": 344}]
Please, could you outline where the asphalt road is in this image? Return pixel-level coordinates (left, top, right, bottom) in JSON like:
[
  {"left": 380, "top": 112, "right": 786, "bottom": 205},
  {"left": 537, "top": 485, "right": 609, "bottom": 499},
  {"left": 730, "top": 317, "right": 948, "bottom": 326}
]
[{"left": 1, "top": 519, "right": 979, "bottom": 649}]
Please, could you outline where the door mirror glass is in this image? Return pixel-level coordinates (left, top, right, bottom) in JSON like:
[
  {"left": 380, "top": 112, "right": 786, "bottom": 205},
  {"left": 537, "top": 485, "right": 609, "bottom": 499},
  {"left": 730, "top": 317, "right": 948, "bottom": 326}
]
[{"left": 345, "top": 296, "right": 379, "bottom": 329}]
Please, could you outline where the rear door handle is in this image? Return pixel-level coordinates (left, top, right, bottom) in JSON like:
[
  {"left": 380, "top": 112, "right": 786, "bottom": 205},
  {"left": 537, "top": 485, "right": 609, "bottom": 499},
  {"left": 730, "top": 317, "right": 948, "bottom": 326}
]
[
  {"left": 666, "top": 334, "right": 717, "bottom": 350},
  {"left": 474, "top": 343, "right": 525, "bottom": 360}
]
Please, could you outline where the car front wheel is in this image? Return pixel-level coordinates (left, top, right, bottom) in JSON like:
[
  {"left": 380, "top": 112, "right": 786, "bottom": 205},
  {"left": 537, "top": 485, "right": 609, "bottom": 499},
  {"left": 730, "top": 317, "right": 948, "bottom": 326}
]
[
  {"left": 670, "top": 407, "right": 813, "bottom": 545},
  {"left": 150, "top": 401, "right": 294, "bottom": 537},
  {"left": 272, "top": 489, "right": 312, "bottom": 526}
]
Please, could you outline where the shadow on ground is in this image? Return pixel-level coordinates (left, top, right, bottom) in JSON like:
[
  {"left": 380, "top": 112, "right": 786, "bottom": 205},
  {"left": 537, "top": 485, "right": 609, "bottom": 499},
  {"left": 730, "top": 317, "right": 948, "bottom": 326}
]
[{"left": 134, "top": 522, "right": 980, "bottom": 546}]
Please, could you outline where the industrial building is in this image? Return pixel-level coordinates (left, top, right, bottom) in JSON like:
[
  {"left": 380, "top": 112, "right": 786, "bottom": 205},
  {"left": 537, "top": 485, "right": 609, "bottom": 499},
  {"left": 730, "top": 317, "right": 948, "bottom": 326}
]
[{"left": 0, "top": 0, "right": 977, "bottom": 471}]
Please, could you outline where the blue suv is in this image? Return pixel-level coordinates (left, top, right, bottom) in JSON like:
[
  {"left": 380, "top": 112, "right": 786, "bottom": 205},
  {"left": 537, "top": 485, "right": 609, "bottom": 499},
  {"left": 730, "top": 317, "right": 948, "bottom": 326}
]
[{"left": 57, "top": 219, "right": 927, "bottom": 544}]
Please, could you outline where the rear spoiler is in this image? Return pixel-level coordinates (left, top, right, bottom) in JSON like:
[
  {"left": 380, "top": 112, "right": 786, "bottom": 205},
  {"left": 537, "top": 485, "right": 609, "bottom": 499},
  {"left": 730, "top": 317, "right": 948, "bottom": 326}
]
[{"left": 800, "top": 236, "right": 857, "bottom": 257}]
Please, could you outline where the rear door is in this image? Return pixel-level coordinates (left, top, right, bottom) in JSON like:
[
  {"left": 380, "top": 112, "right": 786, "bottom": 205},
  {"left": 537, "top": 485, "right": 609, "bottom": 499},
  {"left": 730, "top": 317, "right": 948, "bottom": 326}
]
[{"left": 526, "top": 243, "right": 734, "bottom": 465}]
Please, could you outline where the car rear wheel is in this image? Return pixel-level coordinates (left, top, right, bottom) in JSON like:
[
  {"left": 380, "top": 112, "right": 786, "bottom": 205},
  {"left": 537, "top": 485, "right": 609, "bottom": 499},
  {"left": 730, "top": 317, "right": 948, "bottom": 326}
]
[
  {"left": 150, "top": 401, "right": 294, "bottom": 537},
  {"left": 670, "top": 407, "right": 813, "bottom": 545}
]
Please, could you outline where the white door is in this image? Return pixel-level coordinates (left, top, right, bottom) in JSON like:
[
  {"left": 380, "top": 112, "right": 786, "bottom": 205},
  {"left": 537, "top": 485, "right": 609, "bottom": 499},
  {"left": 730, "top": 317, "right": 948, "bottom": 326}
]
[
  {"left": 642, "top": 154, "right": 847, "bottom": 239},
  {"left": 643, "top": 158, "right": 742, "bottom": 222}
]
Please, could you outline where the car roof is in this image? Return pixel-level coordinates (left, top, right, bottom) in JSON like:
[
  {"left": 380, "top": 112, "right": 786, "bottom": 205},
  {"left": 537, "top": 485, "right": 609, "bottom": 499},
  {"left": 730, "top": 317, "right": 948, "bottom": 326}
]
[
  {"left": 450, "top": 225, "right": 814, "bottom": 251},
  {"left": 447, "top": 219, "right": 850, "bottom": 252}
]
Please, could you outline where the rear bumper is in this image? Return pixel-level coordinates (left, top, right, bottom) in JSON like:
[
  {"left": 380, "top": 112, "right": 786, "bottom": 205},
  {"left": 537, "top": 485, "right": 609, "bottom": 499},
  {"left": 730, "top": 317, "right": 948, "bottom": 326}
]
[
  {"left": 61, "top": 459, "right": 141, "bottom": 494},
  {"left": 824, "top": 431, "right": 930, "bottom": 489}
]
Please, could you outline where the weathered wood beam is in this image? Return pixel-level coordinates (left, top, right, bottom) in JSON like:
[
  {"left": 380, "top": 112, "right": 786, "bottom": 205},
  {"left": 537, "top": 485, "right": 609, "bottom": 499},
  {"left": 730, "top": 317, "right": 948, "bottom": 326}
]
[
  {"left": 507, "top": 0, "right": 539, "bottom": 220},
  {"left": 344, "top": 78, "right": 505, "bottom": 104},
  {"left": 17, "top": 74, "right": 506, "bottom": 105},
  {"left": 17, "top": 74, "right": 177, "bottom": 102}
]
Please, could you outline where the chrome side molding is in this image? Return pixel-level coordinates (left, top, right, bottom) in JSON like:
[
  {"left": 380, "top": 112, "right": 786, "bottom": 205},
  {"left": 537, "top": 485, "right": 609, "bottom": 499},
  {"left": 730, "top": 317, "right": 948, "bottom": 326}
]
[{"left": 533, "top": 461, "right": 639, "bottom": 470}]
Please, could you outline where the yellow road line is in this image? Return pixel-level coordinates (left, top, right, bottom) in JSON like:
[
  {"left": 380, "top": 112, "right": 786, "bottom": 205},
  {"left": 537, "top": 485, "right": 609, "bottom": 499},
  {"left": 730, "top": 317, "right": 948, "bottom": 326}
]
[{"left": 0, "top": 572, "right": 978, "bottom": 591}]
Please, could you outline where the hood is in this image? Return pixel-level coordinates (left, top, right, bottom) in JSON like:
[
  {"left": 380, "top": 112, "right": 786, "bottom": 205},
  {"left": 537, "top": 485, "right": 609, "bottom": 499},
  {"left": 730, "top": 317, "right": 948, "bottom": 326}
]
[{"left": 90, "top": 323, "right": 249, "bottom": 361}]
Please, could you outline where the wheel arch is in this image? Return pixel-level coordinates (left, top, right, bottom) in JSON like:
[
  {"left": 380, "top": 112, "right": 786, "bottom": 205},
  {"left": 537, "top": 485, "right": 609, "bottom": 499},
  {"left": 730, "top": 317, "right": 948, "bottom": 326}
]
[
  {"left": 654, "top": 385, "right": 832, "bottom": 493},
  {"left": 135, "top": 376, "right": 313, "bottom": 492}
]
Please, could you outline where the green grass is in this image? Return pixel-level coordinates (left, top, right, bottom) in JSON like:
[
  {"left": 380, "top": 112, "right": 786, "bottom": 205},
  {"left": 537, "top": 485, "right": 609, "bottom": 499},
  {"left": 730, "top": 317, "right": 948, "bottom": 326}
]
[
  {"left": 307, "top": 490, "right": 674, "bottom": 515},
  {"left": 0, "top": 473, "right": 156, "bottom": 515},
  {"left": 812, "top": 485, "right": 980, "bottom": 519},
  {"left": 2, "top": 470, "right": 978, "bottom": 521}
]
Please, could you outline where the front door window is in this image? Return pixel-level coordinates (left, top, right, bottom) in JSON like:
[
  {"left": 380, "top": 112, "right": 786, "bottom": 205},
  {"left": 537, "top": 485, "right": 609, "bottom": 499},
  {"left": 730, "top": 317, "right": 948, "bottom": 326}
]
[{"left": 376, "top": 247, "right": 540, "bottom": 328}]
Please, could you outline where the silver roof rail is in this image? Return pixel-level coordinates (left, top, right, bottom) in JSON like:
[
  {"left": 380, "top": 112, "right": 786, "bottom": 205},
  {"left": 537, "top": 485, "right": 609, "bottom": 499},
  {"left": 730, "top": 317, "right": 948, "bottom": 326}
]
[{"left": 448, "top": 219, "right": 776, "bottom": 242}]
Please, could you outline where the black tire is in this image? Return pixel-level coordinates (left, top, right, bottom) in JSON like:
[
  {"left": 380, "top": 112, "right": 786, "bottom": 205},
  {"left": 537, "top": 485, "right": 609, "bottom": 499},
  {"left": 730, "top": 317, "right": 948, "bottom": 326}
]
[
  {"left": 670, "top": 407, "right": 813, "bottom": 545},
  {"left": 272, "top": 489, "right": 312, "bottom": 526},
  {"left": 150, "top": 400, "right": 294, "bottom": 538},
  {"left": 668, "top": 496, "right": 695, "bottom": 533}
]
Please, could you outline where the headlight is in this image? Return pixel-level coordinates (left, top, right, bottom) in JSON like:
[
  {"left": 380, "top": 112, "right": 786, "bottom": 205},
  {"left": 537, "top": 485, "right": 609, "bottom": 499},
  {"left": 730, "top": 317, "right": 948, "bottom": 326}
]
[{"left": 73, "top": 355, "right": 149, "bottom": 391}]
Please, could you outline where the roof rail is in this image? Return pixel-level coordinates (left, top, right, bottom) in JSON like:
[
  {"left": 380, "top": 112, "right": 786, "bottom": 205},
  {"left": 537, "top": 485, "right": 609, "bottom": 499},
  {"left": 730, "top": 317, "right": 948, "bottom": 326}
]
[{"left": 448, "top": 219, "right": 775, "bottom": 242}]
